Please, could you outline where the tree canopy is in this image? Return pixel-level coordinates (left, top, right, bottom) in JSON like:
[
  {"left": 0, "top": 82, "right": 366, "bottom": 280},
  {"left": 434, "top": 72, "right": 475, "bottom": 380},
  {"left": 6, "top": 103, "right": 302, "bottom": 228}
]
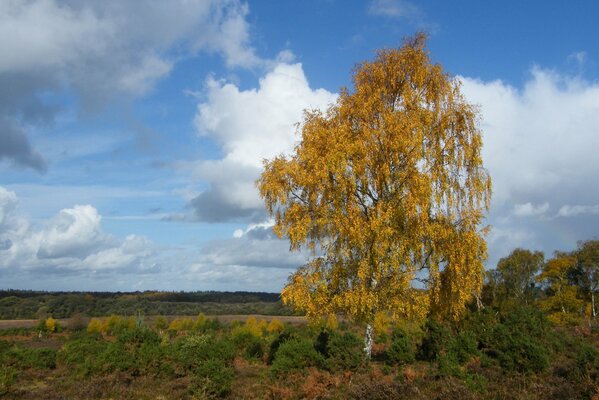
[{"left": 258, "top": 34, "right": 491, "bottom": 353}]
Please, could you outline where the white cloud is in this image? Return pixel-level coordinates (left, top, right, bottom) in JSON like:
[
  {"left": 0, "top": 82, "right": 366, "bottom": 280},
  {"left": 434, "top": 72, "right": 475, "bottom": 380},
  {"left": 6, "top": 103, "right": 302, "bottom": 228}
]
[
  {"left": 368, "top": 0, "right": 421, "bottom": 19},
  {"left": 512, "top": 202, "right": 549, "bottom": 217},
  {"left": 557, "top": 204, "right": 599, "bottom": 218},
  {"left": 0, "top": 186, "right": 155, "bottom": 273},
  {"left": 0, "top": 0, "right": 262, "bottom": 170},
  {"left": 181, "top": 62, "right": 337, "bottom": 222},
  {"left": 460, "top": 67, "right": 599, "bottom": 264}
]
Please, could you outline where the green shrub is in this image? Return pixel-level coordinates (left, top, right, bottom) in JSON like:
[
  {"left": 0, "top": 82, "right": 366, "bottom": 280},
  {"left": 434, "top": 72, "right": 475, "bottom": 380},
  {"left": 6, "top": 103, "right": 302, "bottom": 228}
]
[
  {"left": 418, "top": 320, "right": 451, "bottom": 361},
  {"left": 175, "top": 334, "right": 235, "bottom": 370},
  {"left": 271, "top": 337, "right": 324, "bottom": 376},
  {"left": 0, "top": 345, "right": 57, "bottom": 370},
  {"left": 231, "top": 329, "right": 264, "bottom": 360},
  {"left": 267, "top": 330, "right": 294, "bottom": 364},
  {"left": 325, "top": 331, "right": 366, "bottom": 372},
  {"left": 0, "top": 366, "right": 16, "bottom": 395},
  {"left": 448, "top": 331, "right": 479, "bottom": 364},
  {"left": 386, "top": 328, "right": 416, "bottom": 365},
  {"left": 191, "top": 359, "right": 234, "bottom": 398},
  {"left": 58, "top": 334, "right": 110, "bottom": 375},
  {"left": 485, "top": 322, "right": 549, "bottom": 373}
]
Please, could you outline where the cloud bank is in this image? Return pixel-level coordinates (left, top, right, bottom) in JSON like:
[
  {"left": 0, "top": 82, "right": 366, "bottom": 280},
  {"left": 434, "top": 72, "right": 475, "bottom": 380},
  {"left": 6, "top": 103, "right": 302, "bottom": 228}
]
[
  {"left": 0, "top": 186, "right": 155, "bottom": 275},
  {"left": 461, "top": 67, "right": 599, "bottom": 264},
  {"left": 0, "top": 0, "right": 260, "bottom": 171}
]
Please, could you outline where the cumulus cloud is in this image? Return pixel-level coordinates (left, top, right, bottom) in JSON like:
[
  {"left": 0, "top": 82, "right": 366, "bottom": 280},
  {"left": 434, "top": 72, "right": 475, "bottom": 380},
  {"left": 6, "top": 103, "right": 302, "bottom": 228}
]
[
  {"left": 0, "top": 186, "right": 155, "bottom": 274},
  {"left": 557, "top": 204, "right": 599, "bottom": 218},
  {"left": 180, "top": 62, "right": 336, "bottom": 223},
  {"left": 512, "top": 202, "right": 549, "bottom": 217},
  {"left": 460, "top": 67, "right": 599, "bottom": 264},
  {"left": 198, "top": 222, "right": 309, "bottom": 270},
  {"left": 0, "top": 0, "right": 260, "bottom": 170}
]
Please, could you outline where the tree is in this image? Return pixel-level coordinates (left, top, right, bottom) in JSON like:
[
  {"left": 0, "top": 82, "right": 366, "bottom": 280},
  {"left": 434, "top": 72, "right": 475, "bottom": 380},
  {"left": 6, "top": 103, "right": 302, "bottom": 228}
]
[
  {"left": 537, "top": 253, "right": 583, "bottom": 325},
  {"left": 571, "top": 240, "right": 599, "bottom": 320},
  {"left": 495, "top": 248, "right": 544, "bottom": 305},
  {"left": 257, "top": 34, "right": 491, "bottom": 358}
]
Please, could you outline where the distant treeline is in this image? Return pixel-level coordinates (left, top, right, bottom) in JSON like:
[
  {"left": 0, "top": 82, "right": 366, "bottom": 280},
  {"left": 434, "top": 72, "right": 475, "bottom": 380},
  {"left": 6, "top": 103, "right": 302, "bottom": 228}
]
[{"left": 0, "top": 290, "right": 291, "bottom": 319}]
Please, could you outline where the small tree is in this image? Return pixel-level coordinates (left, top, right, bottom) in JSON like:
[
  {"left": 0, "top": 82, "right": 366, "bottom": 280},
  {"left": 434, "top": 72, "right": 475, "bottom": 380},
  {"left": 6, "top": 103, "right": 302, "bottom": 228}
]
[
  {"left": 258, "top": 34, "right": 491, "bottom": 358},
  {"left": 495, "top": 248, "right": 544, "bottom": 305},
  {"left": 571, "top": 240, "right": 599, "bottom": 320},
  {"left": 537, "top": 253, "right": 583, "bottom": 325}
]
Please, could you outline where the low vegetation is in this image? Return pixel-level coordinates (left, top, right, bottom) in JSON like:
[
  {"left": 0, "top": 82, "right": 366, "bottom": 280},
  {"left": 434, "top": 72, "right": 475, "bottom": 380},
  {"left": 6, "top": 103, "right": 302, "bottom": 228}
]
[{"left": 0, "top": 304, "right": 597, "bottom": 399}]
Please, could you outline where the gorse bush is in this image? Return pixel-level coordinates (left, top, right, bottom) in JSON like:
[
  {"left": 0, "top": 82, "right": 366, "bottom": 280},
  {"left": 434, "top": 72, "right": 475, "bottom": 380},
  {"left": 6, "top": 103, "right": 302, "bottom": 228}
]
[
  {"left": 386, "top": 328, "right": 416, "bottom": 365},
  {"left": 271, "top": 337, "right": 324, "bottom": 376},
  {"left": 325, "top": 331, "right": 366, "bottom": 372},
  {"left": 418, "top": 320, "right": 452, "bottom": 361}
]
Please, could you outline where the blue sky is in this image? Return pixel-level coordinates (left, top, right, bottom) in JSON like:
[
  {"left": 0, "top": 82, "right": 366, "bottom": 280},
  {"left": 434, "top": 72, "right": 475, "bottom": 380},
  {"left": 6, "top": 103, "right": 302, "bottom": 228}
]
[{"left": 1, "top": 0, "right": 599, "bottom": 292}]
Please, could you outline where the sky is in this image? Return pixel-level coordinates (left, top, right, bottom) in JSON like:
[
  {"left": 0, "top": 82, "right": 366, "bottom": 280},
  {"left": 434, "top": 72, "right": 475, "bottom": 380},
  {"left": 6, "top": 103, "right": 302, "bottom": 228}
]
[{"left": 1, "top": 0, "right": 599, "bottom": 292}]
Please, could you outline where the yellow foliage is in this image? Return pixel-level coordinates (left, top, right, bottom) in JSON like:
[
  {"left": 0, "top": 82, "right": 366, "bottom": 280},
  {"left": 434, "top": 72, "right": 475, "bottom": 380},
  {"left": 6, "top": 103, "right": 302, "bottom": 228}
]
[
  {"left": 258, "top": 33, "right": 491, "bottom": 328},
  {"left": 244, "top": 316, "right": 264, "bottom": 337},
  {"left": 266, "top": 318, "right": 284, "bottom": 333},
  {"left": 87, "top": 318, "right": 104, "bottom": 334},
  {"left": 325, "top": 314, "right": 338, "bottom": 331},
  {"left": 196, "top": 312, "right": 207, "bottom": 328},
  {"left": 45, "top": 317, "right": 57, "bottom": 333},
  {"left": 169, "top": 317, "right": 195, "bottom": 332},
  {"left": 373, "top": 311, "right": 390, "bottom": 336}
]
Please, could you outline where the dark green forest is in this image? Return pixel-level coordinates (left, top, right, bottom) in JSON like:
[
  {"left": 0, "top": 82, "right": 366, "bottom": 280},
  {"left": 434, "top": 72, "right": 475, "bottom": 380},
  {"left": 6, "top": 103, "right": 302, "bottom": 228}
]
[{"left": 0, "top": 291, "right": 289, "bottom": 319}]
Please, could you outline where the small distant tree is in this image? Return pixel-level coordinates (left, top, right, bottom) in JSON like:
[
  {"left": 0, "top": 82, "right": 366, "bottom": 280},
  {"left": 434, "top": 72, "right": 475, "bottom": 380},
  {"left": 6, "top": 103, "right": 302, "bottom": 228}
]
[
  {"left": 571, "top": 240, "right": 599, "bottom": 320},
  {"left": 258, "top": 33, "right": 491, "bottom": 358},
  {"left": 537, "top": 253, "right": 583, "bottom": 325},
  {"left": 495, "top": 248, "right": 544, "bottom": 305}
]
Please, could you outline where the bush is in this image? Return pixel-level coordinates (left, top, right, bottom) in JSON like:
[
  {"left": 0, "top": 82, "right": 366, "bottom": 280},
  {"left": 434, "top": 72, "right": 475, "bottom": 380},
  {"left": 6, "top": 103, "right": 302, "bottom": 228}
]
[
  {"left": 418, "top": 320, "right": 451, "bottom": 361},
  {"left": 267, "top": 318, "right": 284, "bottom": 334},
  {"left": 0, "top": 366, "right": 16, "bottom": 396},
  {"left": 448, "top": 331, "right": 479, "bottom": 364},
  {"left": 267, "top": 330, "right": 294, "bottom": 364},
  {"left": 491, "top": 325, "right": 549, "bottom": 373},
  {"left": 271, "top": 338, "right": 324, "bottom": 376},
  {"left": 175, "top": 334, "right": 235, "bottom": 370},
  {"left": 324, "top": 331, "right": 366, "bottom": 372},
  {"left": 191, "top": 359, "right": 234, "bottom": 398},
  {"left": 231, "top": 329, "right": 264, "bottom": 360},
  {"left": 1, "top": 346, "right": 57, "bottom": 370},
  {"left": 480, "top": 307, "right": 552, "bottom": 373},
  {"left": 386, "top": 328, "right": 416, "bottom": 365}
]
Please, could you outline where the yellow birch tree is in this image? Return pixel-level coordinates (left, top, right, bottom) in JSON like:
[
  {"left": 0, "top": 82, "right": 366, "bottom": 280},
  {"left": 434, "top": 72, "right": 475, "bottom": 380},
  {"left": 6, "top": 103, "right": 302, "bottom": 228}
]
[{"left": 257, "top": 34, "right": 491, "bottom": 357}]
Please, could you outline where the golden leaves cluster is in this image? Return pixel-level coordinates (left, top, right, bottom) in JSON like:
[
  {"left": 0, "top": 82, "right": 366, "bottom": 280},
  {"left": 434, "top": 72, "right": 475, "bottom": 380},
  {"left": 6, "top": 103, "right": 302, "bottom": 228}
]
[{"left": 258, "top": 34, "right": 491, "bottom": 324}]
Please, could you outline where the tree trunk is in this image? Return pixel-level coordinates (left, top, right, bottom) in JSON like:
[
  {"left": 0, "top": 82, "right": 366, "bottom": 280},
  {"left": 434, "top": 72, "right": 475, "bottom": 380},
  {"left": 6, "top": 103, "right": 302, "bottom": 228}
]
[
  {"left": 364, "top": 323, "right": 374, "bottom": 359},
  {"left": 592, "top": 291, "right": 596, "bottom": 319}
]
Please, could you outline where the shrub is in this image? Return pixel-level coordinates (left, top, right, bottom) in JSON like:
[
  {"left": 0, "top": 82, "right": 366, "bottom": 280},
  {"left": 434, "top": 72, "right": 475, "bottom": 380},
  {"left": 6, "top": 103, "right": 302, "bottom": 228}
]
[
  {"left": 169, "top": 317, "right": 195, "bottom": 333},
  {"left": 267, "top": 330, "right": 294, "bottom": 364},
  {"left": 325, "top": 331, "right": 366, "bottom": 372},
  {"left": 386, "top": 328, "right": 416, "bottom": 365},
  {"left": 1, "top": 346, "right": 57, "bottom": 370},
  {"left": 154, "top": 316, "right": 169, "bottom": 331},
  {"left": 45, "top": 317, "right": 58, "bottom": 333},
  {"left": 191, "top": 358, "right": 234, "bottom": 398},
  {"left": 267, "top": 318, "right": 284, "bottom": 334},
  {"left": 418, "top": 320, "right": 451, "bottom": 361},
  {"left": 448, "top": 331, "right": 479, "bottom": 364},
  {"left": 231, "top": 329, "right": 264, "bottom": 360},
  {"left": 86, "top": 318, "right": 104, "bottom": 335},
  {"left": 0, "top": 366, "right": 16, "bottom": 396},
  {"left": 271, "top": 338, "right": 324, "bottom": 376},
  {"left": 176, "top": 334, "right": 235, "bottom": 369}
]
